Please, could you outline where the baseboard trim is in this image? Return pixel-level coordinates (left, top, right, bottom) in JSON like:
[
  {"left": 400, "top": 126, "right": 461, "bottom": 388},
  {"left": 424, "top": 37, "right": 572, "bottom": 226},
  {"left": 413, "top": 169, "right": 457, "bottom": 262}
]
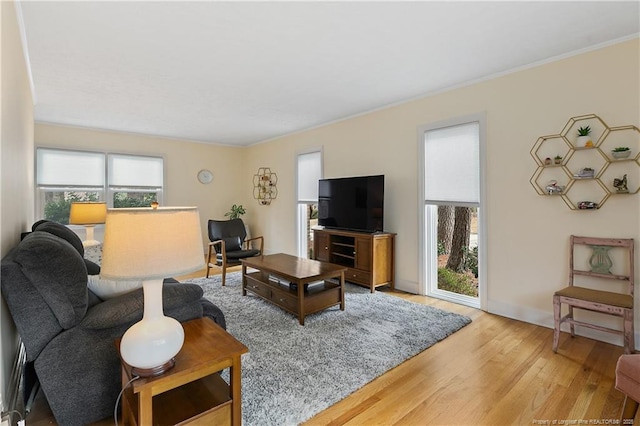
[
  {"left": 394, "top": 278, "right": 419, "bottom": 294},
  {"left": 487, "top": 298, "right": 639, "bottom": 351}
]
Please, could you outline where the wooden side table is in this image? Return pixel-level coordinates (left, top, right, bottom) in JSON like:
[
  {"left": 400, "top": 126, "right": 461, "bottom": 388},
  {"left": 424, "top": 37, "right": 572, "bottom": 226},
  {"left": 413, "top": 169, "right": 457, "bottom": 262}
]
[{"left": 118, "top": 318, "right": 248, "bottom": 425}]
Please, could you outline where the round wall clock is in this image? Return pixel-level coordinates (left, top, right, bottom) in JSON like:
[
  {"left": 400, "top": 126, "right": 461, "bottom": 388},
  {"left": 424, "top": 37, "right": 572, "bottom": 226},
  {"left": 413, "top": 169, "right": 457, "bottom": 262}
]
[{"left": 197, "top": 169, "right": 213, "bottom": 184}]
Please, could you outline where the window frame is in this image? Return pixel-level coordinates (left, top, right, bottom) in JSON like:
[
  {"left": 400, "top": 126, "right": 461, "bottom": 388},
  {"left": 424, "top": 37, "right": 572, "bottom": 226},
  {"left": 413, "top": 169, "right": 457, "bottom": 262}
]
[
  {"left": 417, "top": 113, "right": 487, "bottom": 310},
  {"left": 35, "top": 147, "right": 165, "bottom": 221}
]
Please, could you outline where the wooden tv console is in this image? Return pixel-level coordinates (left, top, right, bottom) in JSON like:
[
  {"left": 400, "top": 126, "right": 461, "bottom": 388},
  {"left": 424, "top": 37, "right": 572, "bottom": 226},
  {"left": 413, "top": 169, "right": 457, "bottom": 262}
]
[{"left": 313, "top": 228, "right": 395, "bottom": 293}]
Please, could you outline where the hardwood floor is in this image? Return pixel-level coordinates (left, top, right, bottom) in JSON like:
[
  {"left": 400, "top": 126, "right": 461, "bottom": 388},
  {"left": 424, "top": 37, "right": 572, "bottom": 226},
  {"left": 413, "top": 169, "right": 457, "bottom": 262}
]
[{"left": 26, "top": 266, "right": 631, "bottom": 425}]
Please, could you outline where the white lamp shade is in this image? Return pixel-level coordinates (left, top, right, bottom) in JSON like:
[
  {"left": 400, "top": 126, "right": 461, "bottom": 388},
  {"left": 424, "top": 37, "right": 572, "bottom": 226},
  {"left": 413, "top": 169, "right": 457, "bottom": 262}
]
[
  {"left": 100, "top": 206, "right": 204, "bottom": 375},
  {"left": 69, "top": 202, "right": 107, "bottom": 225},
  {"left": 100, "top": 207, "right": 204, "bottom": 280}
]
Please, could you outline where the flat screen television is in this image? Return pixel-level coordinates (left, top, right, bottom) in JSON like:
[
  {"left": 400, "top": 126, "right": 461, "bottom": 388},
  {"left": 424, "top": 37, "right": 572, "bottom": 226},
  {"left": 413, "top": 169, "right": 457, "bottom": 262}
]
[{"left": 318, "top": 175, "right": 384, "bottom": 233}]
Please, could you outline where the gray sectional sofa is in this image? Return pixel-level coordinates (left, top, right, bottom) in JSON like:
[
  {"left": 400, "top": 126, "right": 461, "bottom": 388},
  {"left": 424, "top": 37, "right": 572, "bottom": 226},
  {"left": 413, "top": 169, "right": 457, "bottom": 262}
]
[{"left": 1, "top": 221, "right": 225, "bottom": 425}]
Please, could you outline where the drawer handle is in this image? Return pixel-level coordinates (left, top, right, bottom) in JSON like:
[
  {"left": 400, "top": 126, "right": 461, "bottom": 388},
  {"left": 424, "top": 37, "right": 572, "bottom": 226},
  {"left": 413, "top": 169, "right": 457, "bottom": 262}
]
[
  {"left": 279, "top": 298, "right": 286, "bottom": 302},
  {"left": 250, "top": 285, "right": 259, "bottom": 289}
]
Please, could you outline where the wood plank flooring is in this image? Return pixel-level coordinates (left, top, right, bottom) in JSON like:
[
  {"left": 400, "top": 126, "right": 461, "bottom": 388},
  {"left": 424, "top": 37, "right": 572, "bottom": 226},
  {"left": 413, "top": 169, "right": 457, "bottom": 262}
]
[{"left": 26, "top": 266, "right": 632, "bottom": 425}]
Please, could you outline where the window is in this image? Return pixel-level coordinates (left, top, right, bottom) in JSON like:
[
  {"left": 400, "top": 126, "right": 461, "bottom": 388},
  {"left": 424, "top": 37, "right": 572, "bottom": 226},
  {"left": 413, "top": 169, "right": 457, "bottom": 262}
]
[
  {"left": 419, "top": 114, "right": 485, "bottom": 309},
  {"left": 296, "top": 150, "right": 322, "bottom": 258},
  {"left": 36, "top": 148, "right": 164, "bottom": 223}
]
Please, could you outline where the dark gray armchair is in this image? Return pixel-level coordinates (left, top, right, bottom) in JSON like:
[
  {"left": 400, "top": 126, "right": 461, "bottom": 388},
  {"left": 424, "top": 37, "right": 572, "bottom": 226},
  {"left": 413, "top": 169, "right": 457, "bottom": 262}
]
[
  {"left": 1, "top": 222, "right": 225, "bottom": 425},
  {"left": 206, "top": 218, "right": 263, "bottom": 285}
]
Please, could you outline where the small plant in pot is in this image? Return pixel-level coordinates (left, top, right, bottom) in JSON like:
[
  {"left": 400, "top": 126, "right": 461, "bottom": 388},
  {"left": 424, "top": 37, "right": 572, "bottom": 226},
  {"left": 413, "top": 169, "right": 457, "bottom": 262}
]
[
  {"left": 576, "top": 125, "right": 593, "bottom": 148},
  {"left": 554, "top": 155, "right": 563, "bottom": 165},
  {"left": 611, "top": 146, "right": 631, "bottom": 159},
  {"left": 224, "top": 204, "right": 246, "bottom": 220}
]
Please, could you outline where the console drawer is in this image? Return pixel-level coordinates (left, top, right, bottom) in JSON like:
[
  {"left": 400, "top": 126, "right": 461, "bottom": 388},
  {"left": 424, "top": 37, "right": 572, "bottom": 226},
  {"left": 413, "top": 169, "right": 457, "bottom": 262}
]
[{"left": 345, "top": 268, "right": 370, "bottom": 285}]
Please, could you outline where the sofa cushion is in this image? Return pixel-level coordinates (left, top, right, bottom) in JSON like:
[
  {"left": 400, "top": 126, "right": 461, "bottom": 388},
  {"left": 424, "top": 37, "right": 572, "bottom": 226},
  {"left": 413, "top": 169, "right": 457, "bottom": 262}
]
[
  {"left": 32, "top": 221, "right": 85, "bottom": 257},
  {"left": 81, "top": 282, "right": 204, "bottom": 329},
  {"left": 87, "top": 275, "right": 142, "bottom": 300},
  {"left": 16, "top": 232, "right": 88, "bottom": 328}
]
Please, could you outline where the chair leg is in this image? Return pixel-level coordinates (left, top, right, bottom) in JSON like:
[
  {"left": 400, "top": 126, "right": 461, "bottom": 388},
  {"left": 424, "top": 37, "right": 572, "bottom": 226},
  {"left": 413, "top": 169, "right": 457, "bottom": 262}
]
[
  {"left": 206, "top": 263, "right": 211, "bottom": 278},
  {"left": 221, "top": 258, "right": 227, "bottom": 287},
  {"left": 553, "top": 295, "right": 561, "bottom": 353},
  {"left": 623, "top": 308, "right": 635, "bottom": 354},
  {"left": 620, "top": 395, "right": 639, "bottom": 424},
  {"left": 568, "top": 305, "right": 575, "bottom": 337}
]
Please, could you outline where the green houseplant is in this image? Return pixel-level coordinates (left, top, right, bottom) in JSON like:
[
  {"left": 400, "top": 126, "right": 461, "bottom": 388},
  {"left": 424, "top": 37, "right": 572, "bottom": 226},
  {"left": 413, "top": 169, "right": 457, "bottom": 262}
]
[
  {"left": 576, "top": 125, "right": 593, "bottom": 148},
  {"left": 554, "top": 155, "right": 563, "bottom": 165},
  {"left": 224, "top": 204, "right": 246, "bottom": 220},
  {"left": 612, "top": 146, "right": 631, "bottom": 159}
]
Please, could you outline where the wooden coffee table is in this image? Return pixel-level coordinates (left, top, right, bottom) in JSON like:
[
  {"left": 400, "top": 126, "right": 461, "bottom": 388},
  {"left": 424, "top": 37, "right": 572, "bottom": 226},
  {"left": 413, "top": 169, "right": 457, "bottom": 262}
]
[{"left": 241, "top": 253, "right": 346, "bottom": 325}]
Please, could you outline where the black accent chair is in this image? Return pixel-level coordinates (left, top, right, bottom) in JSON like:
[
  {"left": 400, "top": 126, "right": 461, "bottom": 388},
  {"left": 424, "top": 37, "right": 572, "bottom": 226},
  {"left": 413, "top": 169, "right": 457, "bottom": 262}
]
[{"left": 206, "top": 218, "right": 263, "bottom": 286}]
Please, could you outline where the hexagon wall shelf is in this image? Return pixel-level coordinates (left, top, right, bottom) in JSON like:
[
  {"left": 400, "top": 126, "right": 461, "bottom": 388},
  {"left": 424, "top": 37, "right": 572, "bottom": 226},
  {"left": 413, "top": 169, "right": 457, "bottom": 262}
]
[{"left": 530, "top": 114, "right": 640, "bottom": 210}]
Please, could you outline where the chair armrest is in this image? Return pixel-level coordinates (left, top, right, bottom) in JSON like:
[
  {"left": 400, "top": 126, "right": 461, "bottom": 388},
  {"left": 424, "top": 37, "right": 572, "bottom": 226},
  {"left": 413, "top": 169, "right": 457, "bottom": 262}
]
[
  {"left": 207, "top": 239, "right": 225, "bottom": 266},
  {"left": 245, "top": 235, "right": 264, "bottom": 253},
  {"left": 208, "top": 239, "right": 225, "bottom": 255}
]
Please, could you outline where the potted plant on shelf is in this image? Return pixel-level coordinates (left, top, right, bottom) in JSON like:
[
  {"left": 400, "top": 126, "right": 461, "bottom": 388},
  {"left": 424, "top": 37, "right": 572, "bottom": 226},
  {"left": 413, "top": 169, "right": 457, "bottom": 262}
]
[
  {"left": 576, "top": 125, "right": 593, "bottom": 148},
  {"left": 554, "top": 155, "right": 563, "bottom": 165},
  {"left": 611, "top": 146, "right": 631, "bottom": 159}
]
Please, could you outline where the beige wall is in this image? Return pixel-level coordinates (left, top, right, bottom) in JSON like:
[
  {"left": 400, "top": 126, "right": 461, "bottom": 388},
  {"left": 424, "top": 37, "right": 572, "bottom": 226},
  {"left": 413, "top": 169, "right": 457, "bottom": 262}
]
[
  {"left": 1, "top": 0, "right": 35, "bottom": 410},
  {"left": 245, "top": 39, "right": 640, "bottom": 347},
  {"left": 5, "top": 35, "right": 639, "bottom": 411},
  {"left": 34, "top": 124, "right": 246, "bottom": 252}
]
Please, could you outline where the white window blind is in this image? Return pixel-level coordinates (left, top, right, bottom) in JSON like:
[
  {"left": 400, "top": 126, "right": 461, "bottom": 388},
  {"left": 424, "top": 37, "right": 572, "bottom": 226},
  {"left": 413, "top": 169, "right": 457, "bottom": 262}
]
[
  {"left": 424, "top": 122, "right": 479, "bottom": 204},
  {"left": 108, "top": 154, "right": 163, "bottom": 187},
  {"left": 297, "top": 151, "right": 322, "bottom": 202},
  {"left": 37, "top": 149, "right": 105, "bottom": 186}
]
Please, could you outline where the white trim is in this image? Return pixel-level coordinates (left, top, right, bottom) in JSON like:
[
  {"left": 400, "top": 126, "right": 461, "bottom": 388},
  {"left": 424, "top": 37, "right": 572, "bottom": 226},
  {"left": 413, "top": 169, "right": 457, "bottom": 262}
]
[
  {"left": 417, "top": 112, "right": 487, "bottom": 310},
  {"left": 295, "top": 147, "right": 323, "bottom": 258}
]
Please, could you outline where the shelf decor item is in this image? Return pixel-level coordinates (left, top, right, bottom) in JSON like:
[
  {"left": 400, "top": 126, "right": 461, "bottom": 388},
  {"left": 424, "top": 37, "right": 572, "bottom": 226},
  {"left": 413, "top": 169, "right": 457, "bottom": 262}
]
[
  {"left": 614, "top": 174, "right": 628, "bottom": 193},
  {"left": 576, "top": 125, "right": 593, "bottom": 148},
  {"left": 612, "top": 146, "right": 631, "bottom": 159},
  {"left": 554, "top": 155, "right": 563, "bottom": 165},
  {"left": 253, "top": 167, "right": 278, "bottom": 205}
]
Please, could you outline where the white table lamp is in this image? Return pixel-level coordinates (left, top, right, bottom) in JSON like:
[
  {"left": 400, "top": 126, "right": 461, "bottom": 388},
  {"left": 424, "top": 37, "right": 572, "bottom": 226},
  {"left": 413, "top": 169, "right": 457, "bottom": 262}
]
[
  {"left": 69, "top": 202, "right": 107, "bottom": 247},
  {"left": 100, "top": 206, "right": 204, "bottom": 377}
]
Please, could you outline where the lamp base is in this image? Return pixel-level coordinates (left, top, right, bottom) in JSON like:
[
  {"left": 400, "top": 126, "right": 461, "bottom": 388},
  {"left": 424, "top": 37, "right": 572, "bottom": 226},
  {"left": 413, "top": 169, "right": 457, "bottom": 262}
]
[
  {"left": 131, "top": 358, "right": 176, "bottom": 377},
  {"left": 82, "top": 239, "right": 101, "bottom": 247}
]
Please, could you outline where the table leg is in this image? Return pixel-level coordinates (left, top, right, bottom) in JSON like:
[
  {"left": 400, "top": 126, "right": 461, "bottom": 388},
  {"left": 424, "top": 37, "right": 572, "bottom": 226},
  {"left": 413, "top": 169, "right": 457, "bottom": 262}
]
[
  {"left": 298, "top": 280, "right": 305, "bottom": 325},
  {"left": 339, "top": 271, "right": 345, "bottom": 311},
  {"left": 138, "top": 388, "right": 152, "bottom": 424},
  {"left": 242, "top": 263, "right": 247, "bottom": 296},
  {"left": 230, "top": 356, "right": 242, "bottom": 426}
]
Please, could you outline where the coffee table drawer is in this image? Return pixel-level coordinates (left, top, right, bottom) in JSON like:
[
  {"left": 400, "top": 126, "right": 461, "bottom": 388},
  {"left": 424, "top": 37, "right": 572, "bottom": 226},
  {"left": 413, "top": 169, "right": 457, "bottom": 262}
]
[
  {"left": 245, "top": 275, "right": 272, "bottom": 299},
  {"left": 270, "top": 290, "right": 298, "bottom": 313}
]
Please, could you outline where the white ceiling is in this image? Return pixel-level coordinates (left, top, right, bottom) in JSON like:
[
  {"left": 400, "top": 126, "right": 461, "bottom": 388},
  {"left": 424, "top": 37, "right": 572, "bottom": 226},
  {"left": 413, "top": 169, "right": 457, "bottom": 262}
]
[{"left": 18, "top": 1, "right": 640, "bottom": 147}]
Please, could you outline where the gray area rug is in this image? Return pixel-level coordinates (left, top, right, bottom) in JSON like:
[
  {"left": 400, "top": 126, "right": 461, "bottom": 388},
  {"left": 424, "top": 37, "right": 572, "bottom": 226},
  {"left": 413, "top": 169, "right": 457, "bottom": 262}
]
[{"left": 185, "top": 272, "right": 471, "bottom": 425}]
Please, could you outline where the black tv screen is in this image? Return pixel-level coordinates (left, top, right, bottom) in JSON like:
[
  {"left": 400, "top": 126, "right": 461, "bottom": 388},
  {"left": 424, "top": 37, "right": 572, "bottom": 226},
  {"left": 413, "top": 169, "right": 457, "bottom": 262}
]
[{"left": 318, "top": 175, "right": 384, "bottom": 233}]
